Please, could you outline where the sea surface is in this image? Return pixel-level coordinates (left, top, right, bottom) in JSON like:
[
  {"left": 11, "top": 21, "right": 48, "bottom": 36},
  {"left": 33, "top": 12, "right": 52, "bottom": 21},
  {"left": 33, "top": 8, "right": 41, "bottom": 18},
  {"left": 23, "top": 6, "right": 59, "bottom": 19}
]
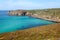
[{"left": 0, "top": 11, "right": 54, "bottom": 33}]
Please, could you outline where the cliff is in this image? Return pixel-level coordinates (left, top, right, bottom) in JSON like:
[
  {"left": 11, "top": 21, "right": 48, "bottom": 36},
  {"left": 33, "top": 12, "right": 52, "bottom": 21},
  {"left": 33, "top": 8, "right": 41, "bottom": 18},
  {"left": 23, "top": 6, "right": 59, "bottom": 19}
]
[
  {"left": 8, "top": 8, "right": 60, "bottom": 22},
  {"left": 0, "top": 23, "right": 60, "bottom": 40},
  {"left": 8, "top": 10, "right": 32, "bottom": 16}
]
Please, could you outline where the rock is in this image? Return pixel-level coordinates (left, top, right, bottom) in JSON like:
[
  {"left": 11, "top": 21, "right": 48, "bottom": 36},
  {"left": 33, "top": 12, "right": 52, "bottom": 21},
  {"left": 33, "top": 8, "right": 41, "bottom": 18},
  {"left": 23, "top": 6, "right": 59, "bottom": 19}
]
[{"left": 8, "top": 10, "right": 32, "bottom": 16}]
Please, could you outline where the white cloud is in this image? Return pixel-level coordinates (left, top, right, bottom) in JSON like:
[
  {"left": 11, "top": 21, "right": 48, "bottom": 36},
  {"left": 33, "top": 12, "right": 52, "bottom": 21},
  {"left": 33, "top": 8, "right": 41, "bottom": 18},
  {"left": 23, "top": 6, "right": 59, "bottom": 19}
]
[
  {"left": 0, "top": 0, "right": 60, "bottom": 10},
  {"left": 0, "top": 0, "right": 45, "bottom": 10}
]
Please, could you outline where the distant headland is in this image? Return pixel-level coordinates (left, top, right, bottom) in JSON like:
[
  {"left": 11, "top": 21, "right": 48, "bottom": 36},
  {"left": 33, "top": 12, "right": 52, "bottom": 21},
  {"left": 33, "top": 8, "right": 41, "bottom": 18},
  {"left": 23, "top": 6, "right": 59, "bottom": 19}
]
[{"left": 8, "top": 8, "right": 60, "bottom": 23}]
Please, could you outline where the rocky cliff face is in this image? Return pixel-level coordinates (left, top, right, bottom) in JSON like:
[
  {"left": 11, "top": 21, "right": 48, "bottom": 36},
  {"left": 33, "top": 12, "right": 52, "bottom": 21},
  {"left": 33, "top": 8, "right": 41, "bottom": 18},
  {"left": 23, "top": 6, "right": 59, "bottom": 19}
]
[
  {"left": 8, "top": 9, "right": 60, "bottom": 22},
  {"left": 8, "top": 10, "right": 32, "bottom": 16},
  {"left": 32, "top": 14, "right": 60, "bottom": 22}
]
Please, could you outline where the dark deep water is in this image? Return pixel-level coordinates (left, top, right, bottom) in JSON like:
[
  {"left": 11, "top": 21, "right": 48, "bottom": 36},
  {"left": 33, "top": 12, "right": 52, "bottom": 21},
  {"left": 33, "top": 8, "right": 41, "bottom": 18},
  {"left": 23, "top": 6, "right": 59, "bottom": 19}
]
[{"left": 0, "top": 11, "right": 55, "bottom": 33}]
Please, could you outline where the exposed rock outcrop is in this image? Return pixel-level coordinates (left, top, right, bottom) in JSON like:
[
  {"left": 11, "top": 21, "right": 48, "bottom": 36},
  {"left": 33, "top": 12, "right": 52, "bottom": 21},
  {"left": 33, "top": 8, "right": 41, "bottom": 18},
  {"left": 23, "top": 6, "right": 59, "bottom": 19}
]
[
  {"left": 8, "top": 9, "right": 60, "bottom": 23},
  {"left": 8, "top": 10, "right": 32, "bottom": 16},
  {"left": 32, "top": 14, "right": 60, "bottom": 23}
]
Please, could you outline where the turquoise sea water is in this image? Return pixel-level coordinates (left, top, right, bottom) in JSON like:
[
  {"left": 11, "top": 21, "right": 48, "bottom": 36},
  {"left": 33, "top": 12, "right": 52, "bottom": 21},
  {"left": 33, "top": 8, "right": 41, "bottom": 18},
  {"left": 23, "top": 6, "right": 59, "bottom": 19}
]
[{"left": 0, "top": 11, "right": 54, "bottom": 33}]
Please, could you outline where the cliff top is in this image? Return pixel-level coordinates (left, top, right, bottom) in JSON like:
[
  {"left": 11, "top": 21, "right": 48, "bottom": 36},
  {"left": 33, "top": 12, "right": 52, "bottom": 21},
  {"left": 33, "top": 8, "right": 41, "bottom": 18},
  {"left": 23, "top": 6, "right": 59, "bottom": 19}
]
[{"left": 0, "top": 23, "right": 60, "bottom": 40}]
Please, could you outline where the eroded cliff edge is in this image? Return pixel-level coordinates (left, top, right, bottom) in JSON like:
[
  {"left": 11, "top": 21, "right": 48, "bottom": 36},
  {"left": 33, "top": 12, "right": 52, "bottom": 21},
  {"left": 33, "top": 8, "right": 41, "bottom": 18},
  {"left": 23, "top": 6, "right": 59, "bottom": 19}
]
[
  {"left": 8, "top": 10, "right": 32, "bottom": 16},
  {"left": 8, "top": 8, "right": 60, "bottom": 22}
]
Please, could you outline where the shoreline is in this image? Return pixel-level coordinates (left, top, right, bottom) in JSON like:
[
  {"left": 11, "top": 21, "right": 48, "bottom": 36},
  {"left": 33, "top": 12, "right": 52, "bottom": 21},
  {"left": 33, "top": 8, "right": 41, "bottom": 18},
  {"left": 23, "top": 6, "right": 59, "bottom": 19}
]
[
  {"left": 31, "top": 15, "right": 60, "bottom": 23},
  {"left": 32, "top": 17, "right": 60, "bottom": 23},
  {"left": 0, "top": 23, "right": 60, "bottom": 40},
  {"left": 8, "top": 9, "right": 60, "bottom": 23}
]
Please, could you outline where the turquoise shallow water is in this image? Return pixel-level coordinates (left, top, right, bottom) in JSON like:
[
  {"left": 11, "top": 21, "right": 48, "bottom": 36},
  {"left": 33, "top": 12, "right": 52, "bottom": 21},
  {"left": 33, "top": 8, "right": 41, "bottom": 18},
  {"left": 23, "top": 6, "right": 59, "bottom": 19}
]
[{"left": 0, "top": 11, "right": 54, "bottom": 34}]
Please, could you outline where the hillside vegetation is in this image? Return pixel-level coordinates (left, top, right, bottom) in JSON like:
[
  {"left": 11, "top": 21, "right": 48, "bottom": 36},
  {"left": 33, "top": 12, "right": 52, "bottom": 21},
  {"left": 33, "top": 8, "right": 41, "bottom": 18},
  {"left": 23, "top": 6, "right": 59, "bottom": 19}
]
[
  {"left": 9, "top": 8, "right": 60, "bottom": 22},
  {"left": 0, "top": 23, "right": 60, "bottom": 40},
  {"left": 27, "top": 8, "right": 60, "bottom": 17},
  {"left": 9, "top": 8, "right": 60, "bottom": 17},
  {"left": 26, "top": 8, "right": 60, "bottom": 22},
  {"left": 0, "top": 8, "right": 60, "bottom": 40}
]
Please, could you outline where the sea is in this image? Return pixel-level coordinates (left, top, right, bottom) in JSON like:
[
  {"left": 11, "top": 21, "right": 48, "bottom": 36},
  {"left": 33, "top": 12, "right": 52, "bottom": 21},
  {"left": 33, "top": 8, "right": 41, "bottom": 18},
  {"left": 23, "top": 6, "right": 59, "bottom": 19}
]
[{"left": 0, "top": 11, "right": 54, "bottom": 33}]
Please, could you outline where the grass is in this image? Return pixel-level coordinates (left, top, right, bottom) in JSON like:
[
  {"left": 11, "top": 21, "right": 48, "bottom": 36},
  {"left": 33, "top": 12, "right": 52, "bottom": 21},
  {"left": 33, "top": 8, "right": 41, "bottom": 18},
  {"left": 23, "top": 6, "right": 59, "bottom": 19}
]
[
  {"left": 27, "top": 8, "right": 60, "bottom": 17},
  {"left": 0, "top": 8, "right": 60, "bottom": 40},
  {"left": 0, "top": 23, "right": 60, "bottom": 40}
]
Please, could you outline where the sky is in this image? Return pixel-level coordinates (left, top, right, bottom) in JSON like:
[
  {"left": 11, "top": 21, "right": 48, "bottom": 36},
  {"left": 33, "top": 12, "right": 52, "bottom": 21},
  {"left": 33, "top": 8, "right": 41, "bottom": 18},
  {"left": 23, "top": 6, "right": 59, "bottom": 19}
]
[{"left": 0, "top": 0, "right": 60, "bottom": 10}]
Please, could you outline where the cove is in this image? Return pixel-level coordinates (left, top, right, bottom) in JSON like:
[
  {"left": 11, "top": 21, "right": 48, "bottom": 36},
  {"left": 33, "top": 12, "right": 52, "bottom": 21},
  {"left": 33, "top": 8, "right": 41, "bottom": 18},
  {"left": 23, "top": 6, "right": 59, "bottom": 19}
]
[
  {"left": 0, "top": 16, "right": 55, "bottom": 34},
  {"left": 0, "top": 11, "right": 55, "bottom": 34}
]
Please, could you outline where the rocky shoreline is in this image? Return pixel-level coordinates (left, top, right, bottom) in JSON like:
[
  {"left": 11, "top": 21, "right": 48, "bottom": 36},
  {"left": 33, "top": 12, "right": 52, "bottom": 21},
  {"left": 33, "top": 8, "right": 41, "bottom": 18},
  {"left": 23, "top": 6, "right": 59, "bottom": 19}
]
[
  {"left": 8, "top": 9, "right": 60, "bottom": 23},
  {"left": 8, "top": 10, "right": 32, "bottom": 16},
  {"left": 31, "top": 14, "right": 60, "bottom": 23}
]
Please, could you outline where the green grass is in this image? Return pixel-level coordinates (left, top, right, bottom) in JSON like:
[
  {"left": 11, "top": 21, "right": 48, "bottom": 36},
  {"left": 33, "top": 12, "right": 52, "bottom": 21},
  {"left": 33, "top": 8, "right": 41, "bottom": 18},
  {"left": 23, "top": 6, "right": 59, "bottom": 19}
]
[{"left": 27, "top": 8, "right": 60, "bottom": 17}]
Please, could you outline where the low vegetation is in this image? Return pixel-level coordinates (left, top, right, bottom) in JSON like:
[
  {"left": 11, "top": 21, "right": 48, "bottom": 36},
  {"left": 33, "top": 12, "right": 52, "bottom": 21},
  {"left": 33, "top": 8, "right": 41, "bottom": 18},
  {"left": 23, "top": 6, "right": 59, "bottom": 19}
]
[
  {"left": 0, "top": 23, "right": 60, "bottom": 40},
  {"left": 0, "top": 8, "right": 60, "bottom": 40},
  {"left": 27, "top": 8, "right": 60, "bottom": 17},
  {"left": 27, "top": 8, "right": 60, "bottom": 22}
]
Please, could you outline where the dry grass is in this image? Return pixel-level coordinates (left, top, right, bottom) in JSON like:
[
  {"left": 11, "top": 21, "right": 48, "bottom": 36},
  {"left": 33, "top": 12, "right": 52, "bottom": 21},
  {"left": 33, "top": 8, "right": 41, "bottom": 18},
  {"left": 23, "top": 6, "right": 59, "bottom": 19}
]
[{"left": 0, "top": 23, "right": 60, "bottom": 40}]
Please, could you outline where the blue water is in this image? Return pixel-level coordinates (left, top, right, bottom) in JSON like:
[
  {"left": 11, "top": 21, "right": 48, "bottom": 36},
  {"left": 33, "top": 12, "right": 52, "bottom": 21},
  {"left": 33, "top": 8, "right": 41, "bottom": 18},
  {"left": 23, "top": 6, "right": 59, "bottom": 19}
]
[{"left": 0, "top": 11, "right": 54, "bottom": 34}]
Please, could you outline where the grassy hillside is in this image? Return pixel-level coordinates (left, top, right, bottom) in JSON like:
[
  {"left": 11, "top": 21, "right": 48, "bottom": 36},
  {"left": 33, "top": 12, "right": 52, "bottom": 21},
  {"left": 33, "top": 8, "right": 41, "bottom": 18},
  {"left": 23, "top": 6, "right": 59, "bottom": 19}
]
[
  {"left": 0, "top": 8, "right": 60, "bottom": 40},
  {"left": 0, "top": 23, "right": 60, "bottom": 40},
  {"left": 27, "top": 8, "right": 60, "bottom": 17},
  {"left": 26, "top": 8, "right": 60, "bottom": 22},
  {"left": 9, "top": 8, "right": 60, "bottom": 17}
]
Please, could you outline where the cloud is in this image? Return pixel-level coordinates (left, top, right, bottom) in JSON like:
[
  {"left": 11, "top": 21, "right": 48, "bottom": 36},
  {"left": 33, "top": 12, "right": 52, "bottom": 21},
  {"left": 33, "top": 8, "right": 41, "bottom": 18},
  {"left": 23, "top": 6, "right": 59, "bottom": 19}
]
[
  {"left": 0, "top": 0, "right": 30, "bottom": 9},
  {"left": 0, "top": 0, "right": 43, "bottom": 10},
  {"left": 0, "top": 0, "right": 60, "bottom": 10}
]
